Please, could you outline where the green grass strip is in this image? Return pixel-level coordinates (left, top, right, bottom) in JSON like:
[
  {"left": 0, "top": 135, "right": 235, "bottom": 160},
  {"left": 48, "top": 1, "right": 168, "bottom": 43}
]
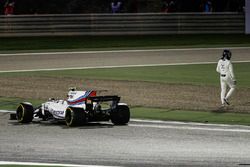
[
  {"left": 1, "top": 34, "right": 250, "bottom": 53},
  {"left": 0, "top": 97, "right": 43, "bottom": 111},
  {"left": 131, "top": 107, "right": 250, "bottom": 126}
]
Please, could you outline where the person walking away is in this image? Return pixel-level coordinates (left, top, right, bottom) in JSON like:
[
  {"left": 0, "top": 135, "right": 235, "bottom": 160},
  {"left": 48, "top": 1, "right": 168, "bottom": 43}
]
[{"left": 216, "top": 49, "right": 236, "bottom": 107}]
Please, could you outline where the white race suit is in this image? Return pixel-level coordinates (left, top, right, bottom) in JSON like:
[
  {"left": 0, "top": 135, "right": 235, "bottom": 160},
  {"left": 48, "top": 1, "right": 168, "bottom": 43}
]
[{"left": 216, "top": 59, "right": 236, "bottom": 105}]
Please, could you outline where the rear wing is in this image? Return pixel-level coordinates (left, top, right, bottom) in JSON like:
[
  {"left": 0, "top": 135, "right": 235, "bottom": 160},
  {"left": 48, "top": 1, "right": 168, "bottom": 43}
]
[{"left": 87, "top": 96, "right": 120, "bottom": 103}]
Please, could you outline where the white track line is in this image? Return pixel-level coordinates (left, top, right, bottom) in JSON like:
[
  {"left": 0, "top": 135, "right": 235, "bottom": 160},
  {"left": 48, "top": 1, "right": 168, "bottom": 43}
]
[
  {"left": 129, "top": 124, "right": 250, "bottom": 133},
  {"left": 131, "top": 118, "right": 239, "bottom": 127},
  {"left": 0, "top": 61, "right": 250, "bottom": 73},
  {"left": 0, "top": 47, "right": 250, "bottom": 57},
  {"left": 0, "top": 161, "right": 120, "bottom": 167},
  {"left": 0, "top": 110, "right": 14, "bottom": 113}
]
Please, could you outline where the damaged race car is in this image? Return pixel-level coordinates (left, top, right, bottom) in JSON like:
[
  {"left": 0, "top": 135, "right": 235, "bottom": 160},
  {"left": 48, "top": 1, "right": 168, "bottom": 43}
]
[{"left": 12, "top": 88, "right": 130, "bottom": 126}]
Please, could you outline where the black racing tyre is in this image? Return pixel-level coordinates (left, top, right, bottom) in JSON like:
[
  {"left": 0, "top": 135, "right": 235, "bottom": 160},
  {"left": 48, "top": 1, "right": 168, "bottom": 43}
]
[
  {"left": 111, "top": 105, "right": 130, "bottom": 125},
  {"left": 65, "top": 107, "right": 86, "bottom": 127},
  {"left": 16, "top": 103, "right": 34, "bottom": 123}
]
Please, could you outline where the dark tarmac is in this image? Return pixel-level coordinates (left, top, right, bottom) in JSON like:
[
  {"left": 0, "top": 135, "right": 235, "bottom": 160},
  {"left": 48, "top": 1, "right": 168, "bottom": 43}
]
[{"left": 1, "top": 113, "right": 250, "bottom": 167}]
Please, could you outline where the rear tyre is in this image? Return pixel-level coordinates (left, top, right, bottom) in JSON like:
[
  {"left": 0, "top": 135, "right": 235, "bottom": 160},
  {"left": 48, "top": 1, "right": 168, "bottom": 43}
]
[
  {"left": 65, "top": 107, "right": 86, "bottom": 127},
  {"left": 16, "top": 103, "right": 34, "bottom": 123},
  {"left": 111, "top": 105, "right": 130, "bottom": 125}
]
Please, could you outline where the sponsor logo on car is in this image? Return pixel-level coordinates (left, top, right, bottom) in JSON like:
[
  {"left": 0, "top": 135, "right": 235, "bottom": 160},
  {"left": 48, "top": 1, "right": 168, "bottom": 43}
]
[{"left": 52, "top": 110, "right": 64, "bottom": 116}]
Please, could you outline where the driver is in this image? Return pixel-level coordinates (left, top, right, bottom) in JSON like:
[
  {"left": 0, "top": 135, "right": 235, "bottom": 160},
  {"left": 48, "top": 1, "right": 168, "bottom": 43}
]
[{"left": 216, "top": 49, "right": 236, "bottom": 107}]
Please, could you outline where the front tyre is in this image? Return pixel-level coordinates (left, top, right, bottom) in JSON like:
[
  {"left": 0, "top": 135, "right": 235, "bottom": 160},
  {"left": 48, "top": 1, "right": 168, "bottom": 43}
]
[
  {"left": 111, "top": 105, "right": 130, "bottom": 125},
  {"left": 65, "top": 107, "right": 86, "bottom": 127},
  {"left": 16, "top": 103, "right": 34, "bottom": 123}
]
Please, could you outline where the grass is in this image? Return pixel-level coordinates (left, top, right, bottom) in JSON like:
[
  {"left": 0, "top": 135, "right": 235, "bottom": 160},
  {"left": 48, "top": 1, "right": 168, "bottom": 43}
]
[
  {"left": 1, "top": 62, "right": 250, "bottom": 125},
  {"left": 0, "top": 34, "right": 250, "bottom": 52},
  {"left": 0, "top": 35, "right": 250, "bottom": 125},
  {"left": 0, "top": 97, "right": 43, "bottom": 111},
  {"left": 1, "top": 62, "right": 250, "bottom": 87},
  {"left": 131, "top": 107, "right": 250, "bottom": 126}
]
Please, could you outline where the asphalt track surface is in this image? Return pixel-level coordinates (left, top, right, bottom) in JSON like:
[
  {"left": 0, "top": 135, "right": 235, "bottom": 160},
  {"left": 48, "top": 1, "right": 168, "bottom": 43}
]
[
  {"left": 0, "top": 47, "right": 250, "bottom": 72},
  {"left": 1, "top": 48, "right": 250, "bottom": 166},
  {"left": 1, "top": 113, "right": 250, "bottom": 167}
]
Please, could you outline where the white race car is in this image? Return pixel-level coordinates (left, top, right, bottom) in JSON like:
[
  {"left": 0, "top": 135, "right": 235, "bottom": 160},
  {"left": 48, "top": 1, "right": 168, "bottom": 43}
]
[{"left": 13, "top": 88, "right": 130, "bottom": 126}]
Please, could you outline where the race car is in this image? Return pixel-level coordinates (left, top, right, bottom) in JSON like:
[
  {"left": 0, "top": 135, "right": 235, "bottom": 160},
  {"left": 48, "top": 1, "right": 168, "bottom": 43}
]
[{"left": 12, "top": 88, "right": 130, "bottom": 126}]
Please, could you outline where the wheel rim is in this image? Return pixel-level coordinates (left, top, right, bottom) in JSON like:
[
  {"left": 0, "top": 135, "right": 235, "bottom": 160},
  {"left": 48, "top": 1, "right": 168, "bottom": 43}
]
[{"left": 17, "top": 104, "right": 24, "bottom": 122}]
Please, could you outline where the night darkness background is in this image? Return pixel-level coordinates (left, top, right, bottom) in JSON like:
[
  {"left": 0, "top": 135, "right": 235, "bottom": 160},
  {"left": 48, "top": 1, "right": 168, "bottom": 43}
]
[{"left": 0, "top": 0, "right": 245, "bottom": 15}]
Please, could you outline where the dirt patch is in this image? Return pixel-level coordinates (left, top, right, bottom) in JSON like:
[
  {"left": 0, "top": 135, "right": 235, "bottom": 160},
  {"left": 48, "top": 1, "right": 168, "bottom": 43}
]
[{"left": 0, "top": 76, "right": 250, "bottom": 113}]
